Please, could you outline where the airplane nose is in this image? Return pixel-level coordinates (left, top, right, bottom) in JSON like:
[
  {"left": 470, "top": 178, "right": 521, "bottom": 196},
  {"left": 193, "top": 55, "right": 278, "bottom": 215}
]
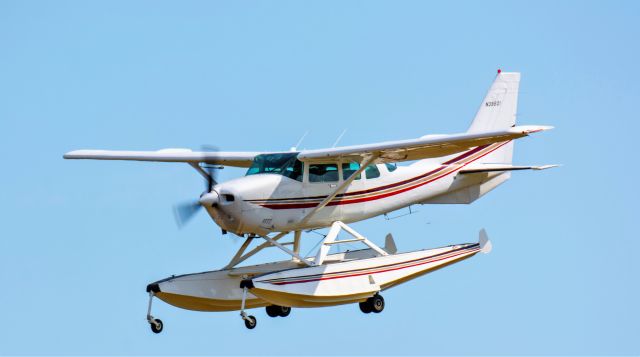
[{"left": 199, "top": 191, "right": 219, "bottom": 207}]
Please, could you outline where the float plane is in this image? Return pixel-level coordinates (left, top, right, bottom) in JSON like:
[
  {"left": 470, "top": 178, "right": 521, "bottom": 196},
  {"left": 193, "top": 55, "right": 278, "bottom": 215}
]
[{"left": 64, "top": 71, "right": 556, "bottom": 332}]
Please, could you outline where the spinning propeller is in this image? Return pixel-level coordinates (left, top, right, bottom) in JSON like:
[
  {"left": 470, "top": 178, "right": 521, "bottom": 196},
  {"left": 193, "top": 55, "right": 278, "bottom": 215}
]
[{"left": 173, "top": 146, "right": 222, "bottom": 228}]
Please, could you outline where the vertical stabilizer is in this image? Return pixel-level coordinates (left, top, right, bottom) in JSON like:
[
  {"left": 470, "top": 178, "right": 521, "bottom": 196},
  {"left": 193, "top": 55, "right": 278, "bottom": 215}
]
[
  {"left": 467, "top": 71, "right": 520, "bottom": 165},
  {"left": 419, "top": 72, "right": 524, "bottom": 205},
  {"left": 468, "top": 71, "right": 520, "bottom": 133}
]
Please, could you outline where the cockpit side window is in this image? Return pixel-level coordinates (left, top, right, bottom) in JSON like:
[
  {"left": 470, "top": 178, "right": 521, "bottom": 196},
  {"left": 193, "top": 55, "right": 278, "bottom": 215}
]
[
  {"left": 309, "top": 163, "right": 339, "bottom": 183},
  {"left": 342, "top": 162, "right": 362, "bottom": 181},
  {"left": 245, "top": 153, "right": 303, "bottom": 182},
  {"left": 283, "top": 159, "right": 303, "bottom": 181},
  {"left": 365, "top": 164, "right": 381, "bottom": 179}
]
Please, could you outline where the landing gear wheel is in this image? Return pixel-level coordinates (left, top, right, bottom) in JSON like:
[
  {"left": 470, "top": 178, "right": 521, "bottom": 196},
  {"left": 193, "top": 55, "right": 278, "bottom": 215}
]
[
  {"left": 150, "top": 318, "right": 163, "bottom": 334},
  {"left": 244, "top": 315, "right": 257, "bottom": 329},
  {"left": 359, "top": 301, "right": 372, "bottom": 314},
  {"left": 278, "top": 306, "right": 291, "bottom": 317},
  {"left": 370, "top": 294, "right": 385, "bottom": 313},
  {"left": 266, "top": 305, "right": 291, "bottom": 317},
  {"left": 265, "top": 305, "right": 279, "bottom": 318}
]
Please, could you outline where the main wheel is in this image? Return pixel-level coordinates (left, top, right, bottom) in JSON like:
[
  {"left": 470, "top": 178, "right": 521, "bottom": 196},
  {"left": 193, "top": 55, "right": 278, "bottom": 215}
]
[
  {"left": 370, "top": 294, "right": 385, "bottom": 313},
  {"left": 244, "top": 315, "right": 257, "bottom": 329},
  {"left": 278, "top": 306, "right": 291, "bottom": 317},
  {"left": 150, "top": 318, "right": 163, "bottom": 334},
  {"left": 265, "top": 305, "right": 279, "bottom": 318},
  {"left": 359, "top": 301, "right": 372, "bottom": 314}
]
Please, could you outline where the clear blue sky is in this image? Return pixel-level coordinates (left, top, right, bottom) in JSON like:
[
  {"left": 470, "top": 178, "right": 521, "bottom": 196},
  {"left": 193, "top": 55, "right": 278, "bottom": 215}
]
[{"left": 1, "top": 0, "right": 638, "bottom": 355}]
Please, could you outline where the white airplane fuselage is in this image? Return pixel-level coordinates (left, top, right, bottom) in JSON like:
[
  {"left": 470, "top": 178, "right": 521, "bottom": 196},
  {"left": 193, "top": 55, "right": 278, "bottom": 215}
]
[{"left": 207, "top": 140, "right": 511, "bottom": 236}]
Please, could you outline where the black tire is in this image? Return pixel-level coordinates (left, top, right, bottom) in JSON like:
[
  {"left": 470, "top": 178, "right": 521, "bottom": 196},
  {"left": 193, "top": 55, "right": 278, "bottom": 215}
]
[
  {"left": 359, "top": 301, "right": 372, "bottom": 314},
  {"left": 150, "top": 319, "right": 163, "bottom": 334},
  {"left": 370, "top": 294, "right": 385, "bottom": 313},
  {"left": 278, "top": 306, "right": 291, "bottom": 317},
  {"left": 265, "top": 305, "right": 279, "bottom": 318},
  {"left": 244, "top": 315, "right": 257, "bottom": 329}
]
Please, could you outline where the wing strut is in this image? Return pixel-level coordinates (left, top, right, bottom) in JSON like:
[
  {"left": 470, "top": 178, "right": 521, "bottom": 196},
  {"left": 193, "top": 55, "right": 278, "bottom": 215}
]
[{"left": 298, "top": 154, "right": 378, "bottom": 227}]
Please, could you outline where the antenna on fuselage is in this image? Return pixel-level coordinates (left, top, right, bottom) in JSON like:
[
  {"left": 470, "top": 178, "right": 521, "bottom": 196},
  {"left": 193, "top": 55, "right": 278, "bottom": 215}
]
[
  {"left": 290, "top": 130, "right": 310, "bottom": 152},
  {"left": 332, "top": 129, "right": 348, "bottom": 148}
]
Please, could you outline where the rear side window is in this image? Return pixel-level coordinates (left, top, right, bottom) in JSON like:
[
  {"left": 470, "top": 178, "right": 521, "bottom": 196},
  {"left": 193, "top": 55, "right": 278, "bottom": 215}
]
[
  {"left": 385, "top": 163, "right": 397, "bottom": 172},
  {"left": 365, "top": 164, "right": 380, "bottom": 179},
  {"left": 309, "top": 163, "right": 339, "bottom": 182},
  {"left": 342, "top": 162, "right": 362, "bottom": 180}
]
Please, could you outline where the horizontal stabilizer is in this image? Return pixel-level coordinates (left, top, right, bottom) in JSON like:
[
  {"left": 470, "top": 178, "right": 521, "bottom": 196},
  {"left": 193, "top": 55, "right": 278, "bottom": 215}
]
[
  {"left": 479, "top": 229, "right": 492, "bottom": 254},
  {"left": 459, "top": 164, "right": 559, "bottom": 174}
]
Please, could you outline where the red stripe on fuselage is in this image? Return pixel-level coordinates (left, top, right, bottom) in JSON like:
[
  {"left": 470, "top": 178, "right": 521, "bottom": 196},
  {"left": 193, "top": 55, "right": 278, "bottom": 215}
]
[
  {"left": 256, "top": 142, "right": 508, "bottom": 209},
  {"left": 246, "top": 145, "right": 490, "bottom": 204}
]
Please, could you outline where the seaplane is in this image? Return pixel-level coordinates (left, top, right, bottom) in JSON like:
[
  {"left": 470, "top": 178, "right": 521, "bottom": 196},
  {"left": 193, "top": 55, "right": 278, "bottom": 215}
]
[{"left": 64, "top": 71, "right": 556, "bottom": 332}]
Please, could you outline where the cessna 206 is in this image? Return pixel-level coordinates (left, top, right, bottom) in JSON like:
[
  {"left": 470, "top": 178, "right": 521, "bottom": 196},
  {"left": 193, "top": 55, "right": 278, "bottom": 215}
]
[{"left": 64, "top": 71, "right": 555, "bottom": 332}]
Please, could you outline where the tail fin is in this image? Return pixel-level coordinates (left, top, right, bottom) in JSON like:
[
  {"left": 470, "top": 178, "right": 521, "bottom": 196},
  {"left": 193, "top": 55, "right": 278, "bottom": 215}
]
[
  {"left": 467, "top": 71, "right": 521, "bottom": 165},
  {"left": 468, "top": 71, "right": 520, "bottom": 133},
  {"left": 420, "top": 72, "right": 523, "bottom": 205},
  {"left": 478, "top": 229, "right": 492, "bottom": 254},
  {"left": 384, "top": 233, "right": 397, "bottom": 254}
]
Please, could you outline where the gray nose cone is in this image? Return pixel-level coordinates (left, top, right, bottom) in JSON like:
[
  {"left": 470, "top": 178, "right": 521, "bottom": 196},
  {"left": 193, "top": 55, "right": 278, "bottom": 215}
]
[{"left": 199, "top": 191, "right": 220, "bottom": 207}]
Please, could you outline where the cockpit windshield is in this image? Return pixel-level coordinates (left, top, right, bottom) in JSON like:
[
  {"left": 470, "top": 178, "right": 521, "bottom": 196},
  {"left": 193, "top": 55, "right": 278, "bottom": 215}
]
[{"left": 245, "top": 153, "right": 303, "bottom": 182}]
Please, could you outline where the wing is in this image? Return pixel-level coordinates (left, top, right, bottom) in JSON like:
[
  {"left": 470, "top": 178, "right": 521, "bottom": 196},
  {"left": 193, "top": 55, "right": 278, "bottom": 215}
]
[
  {"left": 63, "top": 148, "right": 262, "bottom": 167},
  {"left": 297, "top": 125, "right": 553, "bottom": 163}
]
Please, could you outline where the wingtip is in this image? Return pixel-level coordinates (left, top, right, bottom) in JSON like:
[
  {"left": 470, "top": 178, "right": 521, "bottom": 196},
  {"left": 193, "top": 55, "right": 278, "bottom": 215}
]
[{"left": 63, "top": 150, "right": 85, "bottom": 159}]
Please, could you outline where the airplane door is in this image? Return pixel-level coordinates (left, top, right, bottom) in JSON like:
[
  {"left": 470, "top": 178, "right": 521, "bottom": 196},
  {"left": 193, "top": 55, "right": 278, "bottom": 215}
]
[
  {"left": 339, "top": 161, "right": 365, "bottom": 220},
  {"left": 303, "top": 162, "right": 343, "bottom": 225}
]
